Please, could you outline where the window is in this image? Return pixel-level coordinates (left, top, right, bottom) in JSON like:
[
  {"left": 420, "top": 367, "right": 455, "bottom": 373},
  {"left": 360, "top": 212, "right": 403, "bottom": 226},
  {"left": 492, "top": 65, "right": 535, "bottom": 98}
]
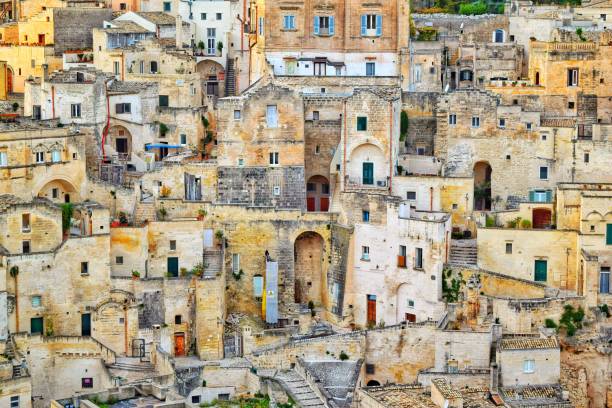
[
  {"left": 139, "top": 61, "right": 144, "bottom": 74},
  {"left": 567, "top": 68, "right": 579, "bottom": 86},
  {"left": 232, "top": 253, "right": 240, "bottom": 274},
  {"left": 269, "top": 152, "right": 279, "bottom": 165},
  {"left": 175, "top": 315, "right": 182, "bottom": 324},
  {"left": 601, "top": 14, "right": 607, "bottom": 21},
  {"left": 258, "top": 17, "right": 264, "bottom": 35},
  {"left": 539, "top": 166, "right": 548, "bottom": 180},
  {"left": 322, "top": 184, "right": 330, "bottom": 194},
  {"left": 200, "top": 12, "right": 207, "bottom": 20},
  {"left": 170, "top": 240, "right": 176, "bottom": 250},
  {"left": 541, "top": 134, "right": 547, "bottom": 141},
  {"left": 600, "top": 267, "right": 610, "bottom": 293},
  {"left": 0, "top": 151, "right": 7, "bottom": 167},
  {"left": 22, "top": 213, "right": 30, "bottom": 232},
  {"left": 523, "top": 359, "right": 535, "bottom": 373},
  {"left": 266, "top": 105, "right": 278, "bottom": 128},
  {"left": 494, "top": 29, "right": 504, "bottom": 43},
  {"left": 216, "top": 13, "right": 222, "bottom": 20},
  {"left": 35, "top": 151, "right": 45, "bottom": 163},
  {"left": 253, "top": 275, "right": 264, "bottom": 299},
  {"left": 10, "top": 396, "right": 19, "bottom": 408},
  {"left": 314, "top": 16, "right": 334, "bottom": 35},
  {"left": 313, "top": 111, "right": 320, "bottom": 121},
  {"left": 234, "top": 110, "right": 241, "bottom": 120},
  {"left": 315, "top": 145, "right": 320, "bottom": 154},
  {"left": 526, "top": 122, "right": 533, "bottom": 130},
  {"left": 31, "top": 295, "right": 42, "bottom": 308},
  {"left": 366, "top": 62, "right": 376, "bottom": 76},
  {"left": 399, "top": 245, "right": 407, "bottom": 267},
  {"left": 415, "top": 247, "right": 423, "bottom": 269},
  {"left": 357, "top": 116, "right": 367, "bottom": 131},
  {"left": 51, "top": 150, "right": 61, "bottom": 163},
  {"left": 568, "top": 101, "right": 575, "bottom": 109},
  {"left": 150, "top": 61, "right": 158, "bottom": 73},
  {"left": 283, "top": 15, "right": 296, "bottom": 30},
  {"left": 584, "top": 153, "right": 589, "bottom": 163},
  {"left": 448, "top": 114, "right": 456, "bottom": 125},
  {"left": 417, "top": 147, "right": 425, "bottom": 155},
  {"left": 113, "top": 61, "right": 119, "bottom": 75},
  {"left": 219, "top": 394, "right": 230, "bottom": 401},
  {"left": 406, "top": 191, "right": 416, "bottom": 200},
  {"left": 362, "top": 210, "right": 370, "bottom": 222},
  {"left": 120, "top": 2, "right": 127, "bottom": 10},
  {"left": 81, "top": 262, "right": 89, "bottom": 275},
  {"left": 459, "top": 70, "right": 473, "bottom": 81},
  {"left": 471, "top": 116, "right": 480, "bottom": 128},
  {"left": 273, "top": 186, "right": 281, "bottom": 196},
  {"left": 361, "top": 246, "right": 370, "bottom": 261},
  {"left": 82, "top": 378, "right": 94, "bottom": 388},
  {"left": 115, "top": 103, "right": 131, "bottom": 114},
  {"left": 361, "top": 14, "right": 382, "bottom": 36},
  {"left": 408, "top": 299, "right": 415, "bottom": 307},
  {"left": 413, "top": 64, "right": 422, "bottom": 83},
  {"left": 22, "top": 240, "right": 31, "bottom": 254},
  {"left": 163, "top": 1, "right": 171, "bottom": 12},
  {"left": 192, "top": 396, "right": 201, "bottom": 404},
  {"left": 531, "top": 190, "right": 550, "bottom": 203},
  {"left": 366, "top": 364, "right": 375, "bottom": 374},
  {"left": 498, "top": 118, "right": 506, "bottom": 128},
  {"left": 505, "top": 242, "right": 512, "bottom": 254},
  {"left": 238, "top": 158, "right": 244, "bottom": 166},
  {"left": 116, "top": 256, "right": 123, "bottom": 264},
  {"left": 52, "top": 188, "right": 58, "bottom": 199},
  {"left": 71, "top": 103, "right": 81, "bottom": 118},
  {"left": 159, "top": 95, "right": 169, "bottom": 107},
  {"left": 307, "top": 183, "right": 316, "bottom": 192}
]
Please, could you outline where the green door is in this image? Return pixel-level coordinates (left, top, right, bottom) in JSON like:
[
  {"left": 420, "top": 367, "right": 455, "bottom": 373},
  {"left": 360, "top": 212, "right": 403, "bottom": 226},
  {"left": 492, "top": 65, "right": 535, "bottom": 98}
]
[
  {"left": 167, "top": 257, "right": 179, "bottom": 277},
  {"left": 534, "top": 260, "right": 547, "bottom": 282},
  {"left": 363, "top": 162, "right": 374, "bottom": 185},
  {"left": 607, "top": 224, "right": 612, "bottom": 245},
  {"left": 31, "top": 317, "right": 43, "bottom": 334},
  {"left": 81, "top": 313, "right": 91, "bottom": 336}
]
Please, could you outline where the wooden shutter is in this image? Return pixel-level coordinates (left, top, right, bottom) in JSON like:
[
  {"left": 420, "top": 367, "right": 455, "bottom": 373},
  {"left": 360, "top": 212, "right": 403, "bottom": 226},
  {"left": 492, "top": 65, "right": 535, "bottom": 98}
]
[
  {"left": 361, "top": 15, "right": 367, "bottom": 35},
  {"left": 376, "top": 15, "right": 382, "bottom": 36},
  {"left": 314, "top": 16, "right": 319, "bottom": 34},
  {"left": 329, "top": 16, "right": 335, "bottom": 35}
]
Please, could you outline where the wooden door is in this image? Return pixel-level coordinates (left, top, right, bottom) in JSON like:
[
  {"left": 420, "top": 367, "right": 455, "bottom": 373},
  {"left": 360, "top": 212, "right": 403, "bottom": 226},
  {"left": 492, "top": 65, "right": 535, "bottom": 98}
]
[
  {"left": 362, "top": 162, "right": 374, "bottom": 185},
  {"left": 167, "top": 257, "right": 179, "bottom": 277},
  {"left": 405, "top": 313, "right": 416, "bottom": 323},
  {"left": 81, "top": 313, "right": 91, "bottom": 336},
  {"left": 367, "top": 295, "right": 376, "bottom": 325},
  {"left": 306, "top": 197, "right": 315, "bottom": 212},
  {"left": 319, "top": 197, "right": 329, "bottom": 212},
  {"left": 534, "top": 260, "right": 547, "bottom": 282},
  {"left": 174, "top": 333, "right": 185, "bottom": 356},
  {"left": 532, "top": 208, "right": 551, "bottom": 229}
]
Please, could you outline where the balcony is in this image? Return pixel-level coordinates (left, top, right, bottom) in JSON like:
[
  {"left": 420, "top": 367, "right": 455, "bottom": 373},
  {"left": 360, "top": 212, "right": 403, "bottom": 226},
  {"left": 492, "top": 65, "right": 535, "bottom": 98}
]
[{"left": 346, "top": 177, "right": 388, "bottom": 189}]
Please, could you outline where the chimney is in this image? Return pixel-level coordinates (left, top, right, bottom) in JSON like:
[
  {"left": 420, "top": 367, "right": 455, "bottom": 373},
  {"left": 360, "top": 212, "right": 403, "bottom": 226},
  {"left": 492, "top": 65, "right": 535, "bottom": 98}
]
[{"left": 175, "top": 14, "right": 183, "bottom": 49}]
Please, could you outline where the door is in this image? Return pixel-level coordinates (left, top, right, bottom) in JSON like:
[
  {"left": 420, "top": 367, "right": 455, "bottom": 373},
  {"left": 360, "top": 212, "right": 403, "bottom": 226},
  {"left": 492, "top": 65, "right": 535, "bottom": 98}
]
[
  {"left": 306, "top": 197, "right": 316, "bottom": 212},
  {"left": 167, "top": 257, "right": 179, "bottom": 277},
  {"left": 367, "top": 294, "right": 376, "bottom": 325},
  {"left": 31, "top": 317, "right": 43, "bottom": 334},
  {"left": 405, "top": 313, "right": 416, "bottom": 323},
  {"left": 532, "top": 208, "right": 551, "bottom": 229},
  {"left": 534, "top": 260, "right": 547, "bottom": 282},
  {"left": 607, "top": 224, "right": 612, "bottom": 245},
  {"left": 116, "top": 138, "right": 128, "bottom": 154},
  {"left": 206, "top": 82, "right": 219, "bottom": 96},
  {"left": 319, "top": 197, "right": 329, "bottom": 212},
  {"left": 203, "top": 229, "right": 214, "bottom": 248},
  {"left": 38, "top": 34, "right": 45, "bottom": 44},
  {"left": 81, "top": 313, "right": 91, "bottom": 336},
  {"left": 314, "top": 62, "right": 326, "bottom": 76},
  {"left": 362, "top": 162, "right": 374, "bottom": 185},
  {"left": 174, "top": 333, "right": 185, "bottom": 356}
]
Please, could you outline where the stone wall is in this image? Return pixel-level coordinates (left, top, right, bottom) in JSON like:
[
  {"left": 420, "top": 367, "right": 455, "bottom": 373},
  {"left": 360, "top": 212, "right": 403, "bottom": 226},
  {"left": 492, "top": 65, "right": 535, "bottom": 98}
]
[{"left": 53, "top": 8, "right": 113, "bottom": 56}]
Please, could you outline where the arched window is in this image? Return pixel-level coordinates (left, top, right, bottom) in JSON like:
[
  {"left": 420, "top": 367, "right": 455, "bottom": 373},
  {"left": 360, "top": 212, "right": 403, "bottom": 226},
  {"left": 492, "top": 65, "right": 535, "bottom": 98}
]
[{"left": 494, "top": 29, "right": 504, "bottom": 43}]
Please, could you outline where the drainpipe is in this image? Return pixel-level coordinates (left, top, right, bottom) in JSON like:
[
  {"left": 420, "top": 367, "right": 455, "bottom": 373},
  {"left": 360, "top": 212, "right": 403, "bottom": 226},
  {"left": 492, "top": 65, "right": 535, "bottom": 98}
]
[
  {"left": 430, "top": 187, "right": 434, "bottom": 211},
  {"left": 389, "top": 101, "right": 393, "bottom": 194},
  {"left": 51, "top": 85, "right": 55, "bottom": 119},
  {"left": 248, "top": 4, "right": 258, "bottom": 86},
  {"left": 101, "top": 78, "right": 113, "bottom": 160},
  {"left": 343, "top": 100, "right": 347, "bottom": 191},
  {"left": 123, "top": 306, "right": 128, "bottom": 355}
]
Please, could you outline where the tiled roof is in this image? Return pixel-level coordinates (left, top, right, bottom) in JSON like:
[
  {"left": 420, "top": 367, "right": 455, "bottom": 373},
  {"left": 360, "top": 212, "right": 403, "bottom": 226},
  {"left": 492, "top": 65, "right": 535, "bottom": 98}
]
[
  {"left": 108, "top": 81, "right": 156, "bottom": 94},
  {"left": 364, "top": 386, "right": 435, "bottom": 408},
  {"left": 499, "top": 385, "right": 571, "bottom": 407},
  {"left": 540, "top": 118, "right": 576, "bottom": 128},
  {"left": 0, "top": 194, "right": 26, "bottom": 213},
  {"left": 136, "top": 12, "right": 176, "bottom": 25},
  {"left": 104, "top": 20, "right": 150, "bottom": 33},
  {"left": 432, "top": 378, "right": 462, "bottom": 399},
  {"left": 499, "top": 337, "right": 558, "bottom": 350}
]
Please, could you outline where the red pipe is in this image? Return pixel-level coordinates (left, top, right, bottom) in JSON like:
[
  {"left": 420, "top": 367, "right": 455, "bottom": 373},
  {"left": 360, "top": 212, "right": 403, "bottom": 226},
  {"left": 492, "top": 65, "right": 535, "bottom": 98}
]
[
  {"left": 51, "top": 85, "right": 55, "bottom": 119},
  {"left": 101, "top": 80, "right": 111, "bottom": 160},
  {"left": 388, "top": 101, "right": 393, "bottom": 194}
]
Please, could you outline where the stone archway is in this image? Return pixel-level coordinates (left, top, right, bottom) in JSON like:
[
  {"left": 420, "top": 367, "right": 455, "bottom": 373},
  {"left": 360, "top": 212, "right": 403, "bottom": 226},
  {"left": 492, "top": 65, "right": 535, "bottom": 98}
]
[
  {"left": 108, "top": 125, "right": 133, "bottom": 159},
  {"left": 473, "top": 161, "right": 492, "bottom": 210},
  {"left": 367, "top": 380, "right": 381, "bottom": 387},
  {"left": 294, "top": 231, "right": 326, "bottom": 306},
  {"left": 306, "top": 175, "right": 330, "bottom": 212},
  {"left": 197, "top": 59, "right": 225, "bottom": 97},
  {"left": 37, "top": 178, "right": 78, "bottom": 203},
  {"left": 348, "top": 143, "right": 386, "bottom": 187}
]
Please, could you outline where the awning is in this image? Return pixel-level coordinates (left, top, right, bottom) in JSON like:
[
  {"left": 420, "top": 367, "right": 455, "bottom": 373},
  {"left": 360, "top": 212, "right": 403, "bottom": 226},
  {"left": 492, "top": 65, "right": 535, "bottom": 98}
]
[{"left": 145, "top": 144, "right": 183, "bottom": 150}]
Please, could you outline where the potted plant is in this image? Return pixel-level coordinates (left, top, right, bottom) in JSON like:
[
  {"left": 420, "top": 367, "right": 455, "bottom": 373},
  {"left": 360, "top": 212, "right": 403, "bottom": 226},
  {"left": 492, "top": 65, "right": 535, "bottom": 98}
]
[
  {"left": 197, "top": 41, "right": 205, "bottom": 55},
  {"left": 215, "top": 230, "right": 224, "bottom": 246},
  {"left": 111, "top": 220, "right": 121, "bottom": 228},
  {"left": 217, "top": 41, "right": 224, "bottom": 56},
  {"left": 118, "top": 211, "right": 128, "bottom": 226},
  {"left": 158, "top": 207, "right": 168, "bottom": 220},
  {"left": 160, "top": 185, "right": 171, "bottom": 197},
  {"left": 132, "top": 270, "right": 140, "bottom": 280},
  {"left": 197, "top": 208, "right": 207, "bottom": 220}
]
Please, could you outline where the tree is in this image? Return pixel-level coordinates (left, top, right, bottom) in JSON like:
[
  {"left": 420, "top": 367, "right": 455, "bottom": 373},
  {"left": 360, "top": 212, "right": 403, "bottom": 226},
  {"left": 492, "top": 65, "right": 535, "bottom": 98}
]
[{"left": 459, "top": 1, "right": 488, "bottom": 15}]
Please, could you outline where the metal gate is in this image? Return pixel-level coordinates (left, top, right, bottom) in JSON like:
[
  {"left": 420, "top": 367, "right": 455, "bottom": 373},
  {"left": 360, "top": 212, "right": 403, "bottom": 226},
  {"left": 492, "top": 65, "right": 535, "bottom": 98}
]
[
  {"left": 131, "top": 338, "right": 145, "bottom": 358},
  {"left": 223, "top": 333, "right": 242, "bottom": 358}
]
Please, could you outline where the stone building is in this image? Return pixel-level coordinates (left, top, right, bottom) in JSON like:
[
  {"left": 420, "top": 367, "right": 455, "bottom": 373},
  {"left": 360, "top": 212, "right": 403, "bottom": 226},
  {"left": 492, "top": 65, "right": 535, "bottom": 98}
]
[
  {"left": 248, "top": 0, "right": 410, "bottom": 88},
  {"left": 497, "top": 337, "right": 560, "bottom": 386}
]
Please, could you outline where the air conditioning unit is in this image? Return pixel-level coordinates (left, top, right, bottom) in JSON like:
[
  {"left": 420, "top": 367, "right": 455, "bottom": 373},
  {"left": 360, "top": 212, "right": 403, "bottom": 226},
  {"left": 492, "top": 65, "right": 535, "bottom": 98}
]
[{"left": 376, "top": 180, "right": 387, "bottom": 187}]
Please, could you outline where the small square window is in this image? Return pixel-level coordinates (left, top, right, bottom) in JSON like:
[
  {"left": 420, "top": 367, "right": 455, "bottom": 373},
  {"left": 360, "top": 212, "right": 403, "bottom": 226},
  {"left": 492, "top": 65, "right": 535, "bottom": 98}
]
[
  {"left": 81, "top": 262, "right": 89, "bottom": 275},
  {"left": 238, "top": 158, "right": 244, "bottom": 166},
  {"left": 362, "top": 246, "right": 370, "bottom": 261},
  {"left": 541, "top": 134, "right": 547, "bottom": 141},
  {"left": 216, "top": 13, "right": 222, "bottom": 20},
  {"left": 201, "top": 13, "right": 206, "bottom": 20},
  {"left": 35, "top": 151, "right": 45, "bottom": 163},
  {"left": 192, "top": 395, "right": 201, "bottom": 404},
  {"left": 269, "top": 152, "right": 279, "bottom": 165},
  {"left": 10, "top": 396, "right": 19, "bottom": 408},
  {"left": 590, "top": 225, "right": 595, "bottom": 232},
  {"left": 584, "top": 153, "right": 589, "bottom": 163},
  {"left": 506, "top": 154, "right": 511, "bottom": 160},
  {"left": 568, "top": 101, "right": 575, "bottom": 109},
  {"left": 22, "top": 240, "right": 31, "bottom": 254},
  {"left": 234, "top": 110, "right": 241, "bottom": 120},
  {"left": 505, "top": 243, "right": 512, "bottom": 254},
  {"left": 406, "top": 191, "right": 416, "bottom": 200},
  {"left": 448, "top": 114, "right": 456, "bottom": 125},
  {"left": 365, "top": 364, "right": 375, "bottom": 374},
  {"left": 539, "top": 166, "right": 548, "bottom": 180},
  {"left": 452, "top": 203, "right": 458, "bottom": 210},
  {"left": 526, "top": 122, "right": 532, "bottom": 130},
  {"left": 175, "top": 315, "right": 182, "bottom": 324},
  {"left": 498, "top": 118, "right": 506, "bottom": 128},
  {"left": 357, "top": 116, "right": 368, "bottom": 131},
  {"left": 170, "top": 240, "right": 177, "bottom": 250},
  {"left": 116, "top": 256, "right": 124, "bottom": 264},
  {"left": 52, "top": 188, "right": 59, "bottom": 199},
  {"left": 523, "top": 359, "right": 535, "bottom": 373},
  {"left": 408, "top": 299, "right": 415, "bottom": 307},
  {"left": 31, "top": 295, "right": 41, "bottom": 307},
  {"left": 273, "top": 186, "right": 281, "bottom": 196},
  {"left": 307, "top": 183, "right": 316, "bottom": 192},
  {"left": 471, "top": 116, "right": 480, "bottom": 128},
  {"left": 82, "top": 377, "right": 94, "bottom": 388},
  {"left": 180, "top": 134, "right": 187, "bottom": 145},
  {"left": 313, "top": 111, "right": 319, "bottom": 121},
  {"left": 362, "top": 210, "right": 370, "bottom": 222}
]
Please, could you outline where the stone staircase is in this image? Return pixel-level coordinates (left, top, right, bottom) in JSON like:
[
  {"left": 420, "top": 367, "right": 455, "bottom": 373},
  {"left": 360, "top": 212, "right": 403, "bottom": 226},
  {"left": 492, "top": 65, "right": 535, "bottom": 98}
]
[
  {"left": 449, "top": 239, "right": 477, "bottom": 266},
  {"left": 225, "top": 58, "right": 236, "bottom": 96},
  {"left": 204, "top": 249, "right": 222, "bottom": 277},
  {"left": 134, "top": 200, "right": 156, "bottom": 225},
  {"left": 107, "top": 357, "right": 155, "bottom": 372},
  {"left": 274, "top": 370, "right": 327, "bottom": 408}
]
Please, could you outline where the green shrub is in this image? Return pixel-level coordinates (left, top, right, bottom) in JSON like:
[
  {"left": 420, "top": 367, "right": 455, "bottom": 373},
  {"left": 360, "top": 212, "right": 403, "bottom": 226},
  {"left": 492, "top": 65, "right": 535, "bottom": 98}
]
[
  {"left": 61, "top": 203, "right": 74, "bottom": 233},
  {"left": 417, "top": 27, "right": 438, "bottom": 41},
  {"left": 459, "top": 1, "right": 487, "bottom": 15},
  {"left": 544, "top": 318, "right": 557, "bottom": 329},
  {"left": 599, "top": 304, "right": 610, "bottom": 317},
  {"left": 520, "top": 219, "right": 532, "bottom": 229},
  {"left": 400, "top": 111, "right": 409, "bottom": 140},
  {"left": 339, "top": 351, "right": 349, "bottom": 361},
  {"left": 485, "top": 216, "right": 495, "bottom": 227}
]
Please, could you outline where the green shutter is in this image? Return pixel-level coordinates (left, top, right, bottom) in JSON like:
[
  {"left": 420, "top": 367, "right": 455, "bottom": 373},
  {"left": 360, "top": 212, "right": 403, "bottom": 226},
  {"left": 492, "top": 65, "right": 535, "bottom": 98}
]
[
  {"left": 546, "top": 190, "right": 552, "bottom": 203},
  {"left": 607, "top": 224, "right": 612, "bottom": 245},
  {"left": 31, "top": 317, "right": 43, "bottom": 334},
  {"left": 534, "top": 260, "right": 547, "bottom": 282},
  {"left": 528, "top": 190, "right": 535, "bottom": 202}
]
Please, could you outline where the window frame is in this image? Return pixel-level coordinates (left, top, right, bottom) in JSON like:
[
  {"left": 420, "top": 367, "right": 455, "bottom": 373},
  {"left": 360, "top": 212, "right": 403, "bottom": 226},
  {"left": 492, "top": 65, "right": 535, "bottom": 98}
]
[
  {"left": 471, "top": 116, "right": 480, "bottom": 128},
  {"left": 0, "top": 150, "right": 7, "bottom": 167},
  {"left": 448, "top": 114, "right": 457, "bottom": 125},
  {"left": 70, "top": 103, "right": 82, "bottom": 118},
  {"left": 361, "top": 246, "right": 370, "bottom": 261},
  {"left": 523, "top": 359, "right": 535, "bottom": 373},
  {"left": 599, "top": 267, "right": 610, "bottom": 294},
  {"left": 357, "top": 116, "right": 368, "bottom": 131},
  {"left": 539, "top": 166, "right": 549, "bottom": 180},
  {"left": 283, "top": 15, "right": 296, "bottom": 30}
]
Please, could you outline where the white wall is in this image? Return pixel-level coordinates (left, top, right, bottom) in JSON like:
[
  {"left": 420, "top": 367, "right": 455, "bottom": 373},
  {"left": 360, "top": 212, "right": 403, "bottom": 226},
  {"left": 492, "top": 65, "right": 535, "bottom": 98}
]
[{"left": 266, "top": 52, "right": 398, "bottom": 77}]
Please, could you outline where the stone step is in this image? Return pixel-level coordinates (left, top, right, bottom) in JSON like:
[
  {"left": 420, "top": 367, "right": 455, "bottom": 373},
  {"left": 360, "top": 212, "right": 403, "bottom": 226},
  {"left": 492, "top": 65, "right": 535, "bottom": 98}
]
[{"left": 107, "top": 362, "right": 155, "bottom": 371}]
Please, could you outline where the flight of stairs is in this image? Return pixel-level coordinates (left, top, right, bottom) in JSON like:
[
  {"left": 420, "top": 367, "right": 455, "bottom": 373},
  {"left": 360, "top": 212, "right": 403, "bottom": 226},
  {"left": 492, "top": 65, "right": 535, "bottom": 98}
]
[
  {"left": 449, "top": 239, "right": 478, "bottom": 266},
  {"left": 134, "top": 200, "right": 156, "bottom": 225},
  {"left": 107, "top": 357, "right": 155, "bottom": 372},
  {"left": 274, "top": 370, "right": 326, "bottom": 408},
  {"left": 225, "top": 59, "right": 236, "bottom": 96},
  {"left": 204, "top": 249, "right": 222, "bottom": 277}
]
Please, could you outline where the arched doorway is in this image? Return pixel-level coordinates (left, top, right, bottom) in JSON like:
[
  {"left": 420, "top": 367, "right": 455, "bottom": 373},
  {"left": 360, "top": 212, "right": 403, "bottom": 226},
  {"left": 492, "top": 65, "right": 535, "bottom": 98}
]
[
  {"left": 349, "top": 143, "right": 385, "bottom": 187},
  {"left": 197, "top": 59, "right": 225, "bottom": 97},
  {"left": 367, "top": 380, "right": 381, "bottom": 387},
  {"left": 473, "top": 161, "right": 492, "bottom": 210},
  {"left": 37, "top": 178, "right": 78, "bottom": 203},
  {"left": 532, "top": 208, "right": 552, "bottom": 229},
  {"left": 396, "top": 283, "right": 416, "bottom": 323},
  {"left": 306, "top": 175, "right": 330, "bottom": 212},
  {"left": 108, "top": 125, "right": 132, "bottom": 160},
  {"left": 294, "top": 232, "right": 325, "bottom": 306}
]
